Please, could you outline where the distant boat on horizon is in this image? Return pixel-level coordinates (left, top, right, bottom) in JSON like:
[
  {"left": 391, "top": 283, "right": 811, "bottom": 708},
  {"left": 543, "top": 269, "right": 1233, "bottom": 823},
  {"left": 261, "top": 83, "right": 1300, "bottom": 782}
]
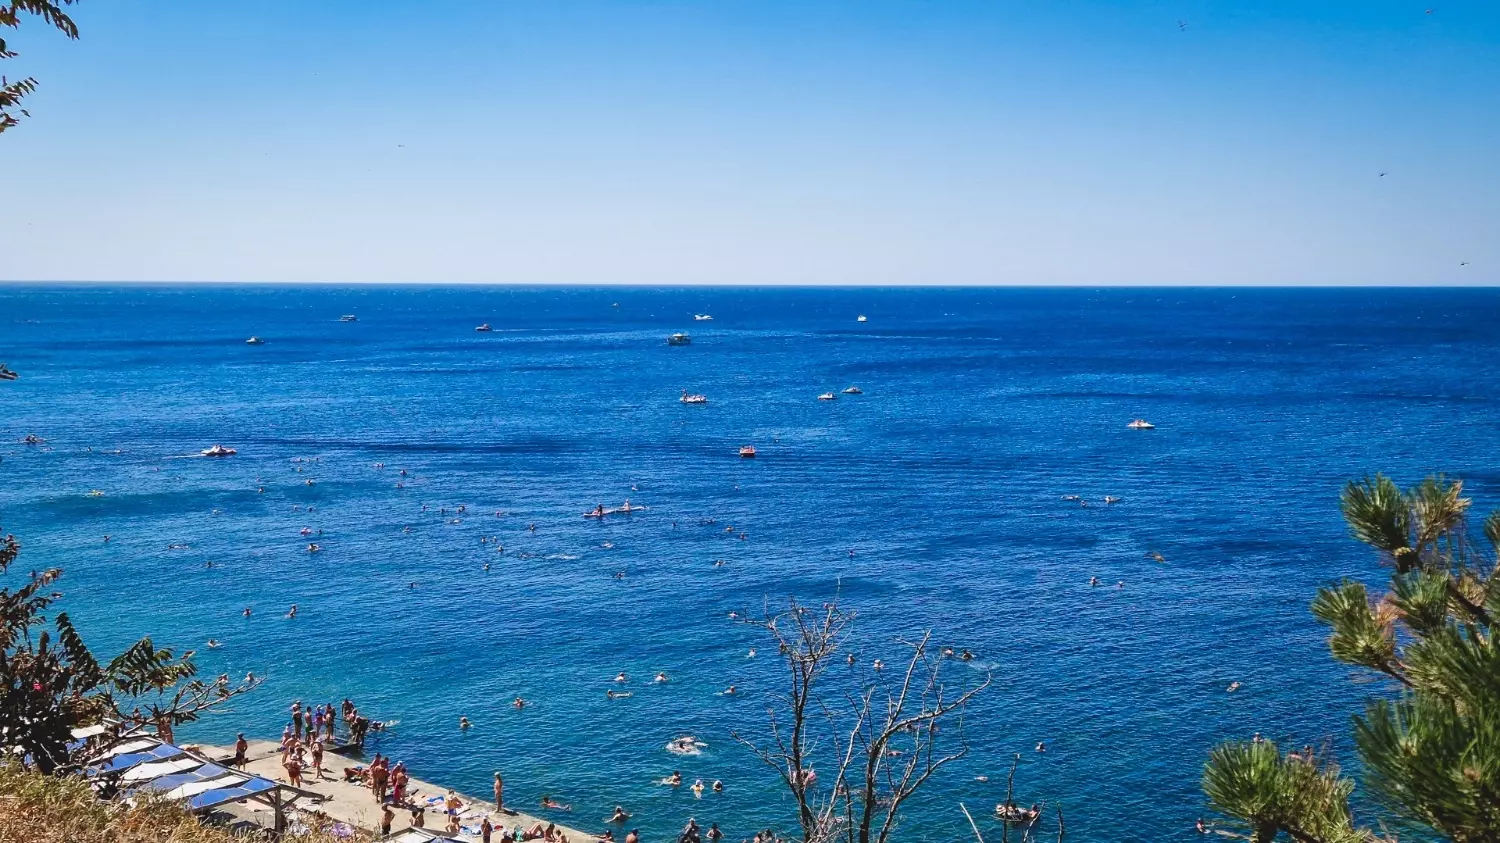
[
  {"left": 1127, "top": 419, "right": 1155, "bottom": 429},
  {"left": 857, "top": 315, "right": 867, "bottom": 322},
  {"left": 245, "top": 337, "right": 264, "bottom": 345},
  {"left": 339, "top": 315, "right": 358, "bottom": 322},
  {"left": 0, "top": 363, "right": 18, "bottom": 381},
  {"left": 668, "top": 333, "right": 692, "bottom": 346},
  {"left": 694, "top": 314, "right": 713, "bottom": 321},
  {"left": 476, "top": 323, "right": 493, "bottom": 332}
]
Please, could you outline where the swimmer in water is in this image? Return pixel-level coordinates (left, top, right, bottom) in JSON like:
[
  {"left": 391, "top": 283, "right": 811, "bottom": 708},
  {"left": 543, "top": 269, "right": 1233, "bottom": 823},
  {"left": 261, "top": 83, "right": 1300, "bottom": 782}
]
[
  {"left": 691, "top": 779, "right": 705, "bottom": 797},
  {"left": 722, "top": 685, "right": 736, "bottom": 695},
  {"left": 460, "top": 717, "right": 472, "bottom": 730},
  {"left": 712, "top": 780, "right": 723, "bottom": 793},
  {"left": 484, "top": 563, "right": 491, "bottom": 572},
  {"left": 655, "top": 672, "right": 668, "bottom": 683},
  {"left": 286, "top": 604, "right": 298, "bottom": 618},
  {"left": 615, "top": 672, "right": 628, "bottom": 683},
  {"left": 513, "top": 697, "right": 528, "bottom": 709},
  {"left": 1035, "top": 741, "right": 1046, "bottom": 753},
  {"left": 873, "top": 659, "right": 885, "bottom": 671},
  {"left": 1090, "top": 576, "right": 1100, "bottom": 586},
  {"left": 206, "top": 639, "right": 221, "bottom": 649},
  {"left": 1226, "top": 682, "right": 1241, "bottom": 693},
  {"left": 243, "top": 607, "right": 252, "bottom": 617},
  {"left": 960, "top": 649, "right": 974, "bottom": 661},
  {"left": 747, "top": 649, "right": 756, "bottom": 658},
  {"left": 662, "top": 771, "right": 682, "bottom": 786},
  {"left": 847, "top": 653, "right": 856, "bottom": 665},
  {"left": 609, "top": 806, "right": 631, "bottom": 823}
]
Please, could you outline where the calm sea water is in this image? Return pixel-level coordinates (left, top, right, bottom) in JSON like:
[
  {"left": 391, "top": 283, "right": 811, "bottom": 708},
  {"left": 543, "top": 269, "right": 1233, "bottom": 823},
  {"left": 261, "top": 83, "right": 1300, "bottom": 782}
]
[{"left": 3, "top": 285, "right": 1496, "bottom": 842}]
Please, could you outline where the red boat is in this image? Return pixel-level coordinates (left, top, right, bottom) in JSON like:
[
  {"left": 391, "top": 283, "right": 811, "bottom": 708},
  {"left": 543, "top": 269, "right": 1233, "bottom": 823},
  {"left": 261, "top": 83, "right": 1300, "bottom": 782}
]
[{"left": 739, "top": 445, "right": 756, "bottom": 459}]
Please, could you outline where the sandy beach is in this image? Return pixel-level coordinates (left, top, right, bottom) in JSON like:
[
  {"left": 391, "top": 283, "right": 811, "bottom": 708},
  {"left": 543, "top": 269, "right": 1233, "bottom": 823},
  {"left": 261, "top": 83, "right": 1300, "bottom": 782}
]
[{"left": 199, "top": 739, "right": 596, "bottom": 842}]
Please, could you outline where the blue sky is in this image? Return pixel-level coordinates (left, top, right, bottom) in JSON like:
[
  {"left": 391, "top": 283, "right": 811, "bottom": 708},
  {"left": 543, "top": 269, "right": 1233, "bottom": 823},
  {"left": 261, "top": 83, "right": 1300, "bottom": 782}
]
[{"left": 2, "top": 0, "right": 1496, "bottom": 284}]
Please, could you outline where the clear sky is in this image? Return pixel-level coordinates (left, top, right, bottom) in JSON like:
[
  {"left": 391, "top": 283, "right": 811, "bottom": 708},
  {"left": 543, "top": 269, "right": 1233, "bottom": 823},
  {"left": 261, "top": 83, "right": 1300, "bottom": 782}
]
[{"left": 2, "top": 0, "right": 1497, "bottom": 285}]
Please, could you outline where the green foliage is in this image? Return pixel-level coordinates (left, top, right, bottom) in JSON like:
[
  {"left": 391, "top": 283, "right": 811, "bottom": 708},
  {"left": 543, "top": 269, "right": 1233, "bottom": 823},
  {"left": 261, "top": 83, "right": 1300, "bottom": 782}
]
[
  {"left": 0, "top": 0, "right": 81, "bottom": 134},
  {"left": 2, "top": 526, "right": 254, "bottom": 772},
  {"left": 1203, "top": 740, "right": 1365, "bottom": 843},
  {"left": 1204, "top": 474, "right": 1500, "bottom": 843}
]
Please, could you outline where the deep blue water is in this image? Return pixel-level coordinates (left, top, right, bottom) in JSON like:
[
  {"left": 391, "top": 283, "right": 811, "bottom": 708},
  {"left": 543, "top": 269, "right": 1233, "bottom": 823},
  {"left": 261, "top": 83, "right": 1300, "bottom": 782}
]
[{"left": 3, "top": 285, "right": 1496, "bottom": 842}]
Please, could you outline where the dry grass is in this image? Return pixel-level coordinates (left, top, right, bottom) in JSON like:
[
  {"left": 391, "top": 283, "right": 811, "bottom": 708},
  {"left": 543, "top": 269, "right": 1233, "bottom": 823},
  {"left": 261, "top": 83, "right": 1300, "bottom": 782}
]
[{"left": 0, "top": 762, "right": 365, "bottom": 843}]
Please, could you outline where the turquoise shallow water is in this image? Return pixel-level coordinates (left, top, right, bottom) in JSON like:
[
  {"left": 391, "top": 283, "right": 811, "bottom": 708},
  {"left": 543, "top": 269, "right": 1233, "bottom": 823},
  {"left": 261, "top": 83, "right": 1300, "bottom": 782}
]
[{"left": 2, "top": 285, "right": 1497, "bottom": 842}]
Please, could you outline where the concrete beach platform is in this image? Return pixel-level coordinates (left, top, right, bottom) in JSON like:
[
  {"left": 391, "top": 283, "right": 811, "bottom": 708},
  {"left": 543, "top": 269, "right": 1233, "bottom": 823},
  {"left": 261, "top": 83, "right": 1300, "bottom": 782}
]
[{"left": 197, "top": 739, "right": 597, "bottom": 841}]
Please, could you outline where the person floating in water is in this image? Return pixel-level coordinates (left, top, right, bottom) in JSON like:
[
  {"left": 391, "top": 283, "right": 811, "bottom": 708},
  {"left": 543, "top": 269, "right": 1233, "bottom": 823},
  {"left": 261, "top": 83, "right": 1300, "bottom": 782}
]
[{"left": 285, "top": 604, "right": 298, "bottom": 618}]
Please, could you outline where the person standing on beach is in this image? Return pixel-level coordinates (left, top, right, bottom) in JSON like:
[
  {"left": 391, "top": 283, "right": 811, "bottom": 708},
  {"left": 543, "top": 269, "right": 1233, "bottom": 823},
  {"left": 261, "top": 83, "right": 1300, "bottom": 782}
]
[
  {"left": 481, "top": 816, "right": 494, "bottom": 843},
  {"left": 311, "top": 739, "right": 324, "bottom": 779},
  {"left": 371, "top": 755, "right": 389, "bottom": 803},
  {"left": 233, "top": 733, "right": 248, "bottom": 767},
  {"left": 493, "top": 771, "right": 505, "bottom": 811},
  {"left": 291, "top": 700, "right": 304, "bottom": 740}
]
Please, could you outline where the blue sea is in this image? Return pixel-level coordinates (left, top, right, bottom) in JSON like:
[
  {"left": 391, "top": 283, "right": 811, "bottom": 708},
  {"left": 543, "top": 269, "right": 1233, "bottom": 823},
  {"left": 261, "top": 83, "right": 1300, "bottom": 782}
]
[{"left": 3, "top": 285, "right": 1496, "bottom": 842}]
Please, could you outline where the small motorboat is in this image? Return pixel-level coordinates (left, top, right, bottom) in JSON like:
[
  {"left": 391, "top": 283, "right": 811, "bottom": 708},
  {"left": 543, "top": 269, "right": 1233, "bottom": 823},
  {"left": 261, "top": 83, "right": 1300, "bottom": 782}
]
[
  {"left": 339, "top": 315, "right": 358, "bottom": 322},
  {"left": 818, "top": 392, "right": 837, "bottom": 401},
  {"left": 201, "top": 444, "right": 237, "bottom": 457},
  {"left": 680, "top": 390, "right": 708, "bottom": 404},
  {"left": 857, "top": 315, "right": 867, "bottom": 323},
  {"left": 739, "top": 445, "right": 757, "bottom": 459},
  {"left": 842, "top": 386, "right": 862, "bottom": 394},
  {"left": 0, "top": 363, "right": 17, "bottom": 381},
  {"left": 1104, "top": 496, "right": 1121, "bottom": 504},
  {"left": 245, "top": 337, "right": 264, "bottom": 345},
  {"left": 667, "top": 333, "right": 692, "bottom": 346},
  {"left": 995, "top": 803, "right": 1040, "bottom": 825},
  {"left": 1127, "top": 419, "right": 1155, "bottom": 430},
  {"left": 694, "top": 314, "right": 713, "bottom": 321},
  {"left": 476, "top": 323, "right": 493, "bottom": 332}
]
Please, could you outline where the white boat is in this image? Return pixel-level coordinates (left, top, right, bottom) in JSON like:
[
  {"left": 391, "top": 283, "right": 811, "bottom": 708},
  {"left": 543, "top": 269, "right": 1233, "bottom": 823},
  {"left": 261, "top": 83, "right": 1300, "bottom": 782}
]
[
  {"left": 0, "top": 363, "right": 18, "bottom": 381},
  {"left": 1127, "top": 419, "right": 1155, "bottom": 430},
  {"left": 667, "top": 333, "right": 692, "bottom": 346},
  {"left": 201, "top": 444, "right": 237, "bottom": 457},
  {"left": 694, "top": 314, "right": 713, "bottom": 321},
  {"left": 842, "top": 386, "right": 862, "bottom": 394},
  {"left": 475, "top": 323, "right": 493, "bottom": 332},
  {"left": 857, "top": 315, "right": 867, "bottom": 322},
  {"left": 818, "top": 392, "right": 837, "bottom": 401},
  {"left": 245, "top": 337, "right": 264, "bottom": 345},
  {"left": 680, "top": 390, "right": 708, "bottom": 404},
  {"left": 339, "top": 315, "right": 358, "bottom": 322}
]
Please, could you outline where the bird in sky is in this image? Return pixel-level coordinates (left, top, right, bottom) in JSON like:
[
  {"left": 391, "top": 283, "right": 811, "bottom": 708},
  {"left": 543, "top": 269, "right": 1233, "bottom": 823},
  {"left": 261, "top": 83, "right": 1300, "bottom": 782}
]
[
  {"left": 1178, "top": 20, "right": 1188, "bottom": 30},
  {"left": 1461, "top": 262, "right": 1470, "bottom": 266},
  {"left": 1379, "top": 172, "right": 1388, "bottom": 177}
]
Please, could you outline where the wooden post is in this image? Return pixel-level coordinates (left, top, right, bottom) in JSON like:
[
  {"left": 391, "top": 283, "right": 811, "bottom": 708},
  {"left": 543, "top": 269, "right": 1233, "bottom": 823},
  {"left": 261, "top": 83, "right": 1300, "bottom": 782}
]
[{"left": 272, "top": 787, "right": 285, "bottom": 840}]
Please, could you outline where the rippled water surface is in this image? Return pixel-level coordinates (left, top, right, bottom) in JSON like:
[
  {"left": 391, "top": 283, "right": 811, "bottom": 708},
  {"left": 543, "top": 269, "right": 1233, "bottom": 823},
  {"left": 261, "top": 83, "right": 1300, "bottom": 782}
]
[{"left": 3, "top": 285, "right": 1497, "bottom": 842}]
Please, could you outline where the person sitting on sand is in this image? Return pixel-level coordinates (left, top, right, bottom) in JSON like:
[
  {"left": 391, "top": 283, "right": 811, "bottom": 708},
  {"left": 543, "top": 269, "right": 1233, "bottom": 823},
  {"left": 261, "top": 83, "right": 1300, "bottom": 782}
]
[
  {"left": 609, "top": 806, "right": 631, "bottom": 823},
  {"left": 524, "top": 823, "right": 546, "bottom": 840},
  {"left": 411, "top": 806, "right": 425, "bottom": 828}
]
